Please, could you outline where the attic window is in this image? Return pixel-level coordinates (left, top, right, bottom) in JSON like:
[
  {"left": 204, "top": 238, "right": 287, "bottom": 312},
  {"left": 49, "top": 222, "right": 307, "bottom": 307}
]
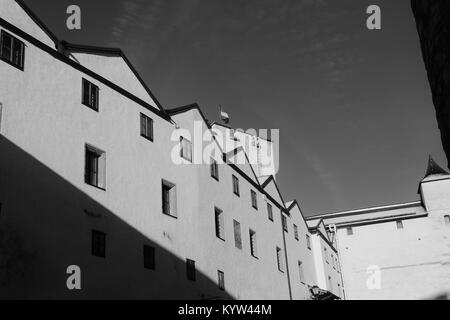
[
  {"left": 82, "top": 78, "right": 99, "bottom": 111},
  {"left": 396, "top": 220, "right": 403, "bottom": 229},
  {"left": 346, "top": 227, "right": 353, "bottom": 235}
]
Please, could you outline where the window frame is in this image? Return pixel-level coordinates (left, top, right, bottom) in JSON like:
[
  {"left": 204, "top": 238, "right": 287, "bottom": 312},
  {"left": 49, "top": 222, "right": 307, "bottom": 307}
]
[
  {"left": 232, "top": 175, "right": 240, "bottom": 196},
  {"left": 233, "top": 219, "right": 242, "bottom": 250},
  {"left": 294, "top": 224, "right": 299, "bottom": 240},
  {"left": 0, "top": 30, "right": 25, "bottom": 70},
  {"left": 251, "top": 190, "right": 258, "bottom": 209},
  {"left": 210, "top": 158, "right": 219, "bottom": 181},
  {"left": 249, "top": 229, "right": 258, "bottom": 258},
  {"left": 298, "top": 261, "right": 305, "bottom": 283},
  {"left": 140, "top": 113, "right": 154, "bottom": 142},
  {"left": 161, "top": 179, "right": 177, "bottom": 218},
  {"left": 282, "top": 215, "right": 288, "bottom": 232},
  {"left": 84, "top": 144, "right": 106, "bottom": 190},
  {"left": 396, "top": 220, "right": 404, "bottom": 229},
  {"left": 91, "top": 229, "right": 106, "bottom": 258},
  {"left": 215, "top": 207, "right": 225, "bottom": 241},
  {"left": 346, "top": 227, "right": 353, "bottom": 235},
  {"left": 186, "top": 259, "right": 196, "bottom": 281},
  {"left": 143, "top": 245, "right": 155, "bottom": 270},
  {"left": 276, "top": 246, "right": 284, "bottom": 273},
  {"left": 306, "top": 234, "right": 311, "bottom": 250},
  {"left": 82, "top": 78, "right": 99, "bottom": 111},
  {"left": 267, "top": 202, "right": 273, "bottom": 221},
  {"left": 218, "top": 270, "right": 225, "bottom": 291},
  {"left": 180, "top": 136, "right": 193, "bottom": 162}
]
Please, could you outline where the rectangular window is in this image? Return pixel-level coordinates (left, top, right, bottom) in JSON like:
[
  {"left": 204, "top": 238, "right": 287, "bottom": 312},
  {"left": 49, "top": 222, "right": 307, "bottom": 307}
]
[
  {"left": 306, "top": 234, "right": 311, "bottom": 250},
  {"left": 186, "top": 259, "right": 196, "bottom": 281},
  {"left": 82, "top": 78, "right": 99, "bottom": 111},
  {"left": 276, "top": 247, "right": 284, "bottom": 272},
  {"left": 215, "top": 207, "right": 225, "bottom": 240},
  {"left": 445, "top": 215, "right": 450, "bottom": 224},
  {"left": 218, "top": 270, "right": 225, "bottom": 290},
  {"left": 251, "top": 190, "right": 258, "bottom": 209},
  {"left": 0, "top": 102, "right": 3, "bottom": 133},
  {"left": 233, "top": 220, "right": 242, "bottom": 249},
  {"left": 140, "top": 113, "right": 153, "bottom": 141},
  {"left": 267, "top": 203, "right": 273, "bottom": 221},
  {"left": 210, "top": 158, "right": 219, "bottom": 180},
  {"left": 282, "top": 215, "right": 288, "bottom": 232},
  {"left": 1, "top": 30, "right": 25, "bottom": 70},
  {"left": 85, "top": 145, "right": 106, "bottom": 189},
  {"left": 180, "top": 136, "right": 192, "bottom": 162},
  {"left": 91, "top": 230, "right": 106, "bottom": 258},
  {"left": 232, "top": 175, "right": 240, "bottom": 196},
  {"left": 331, "top": 253, "right": 335, "bottom": 269},
  {"left": 298, "top": 261, "right": 305, "bottom": 283},
  {"left": 346, "top": 227, "right": 353, "bottom": 235},
  {"left": 324, "top": 247, "right": 329, "bottom": 263},
  {"left": 294, "top": 224, "right": 299, "bottom": 240},
  {"left": 162, "top": 179, "right": 177, "bottom": 217},
  {"left": 396, "top": 220, "right": 403, "bottom": 229},
  {"left": 328, "top": 276, "right": 333, "bottom": 292},
  {"left": 143, "top": 245, "right": 155, "bottom": 270},
  {"left": 249, "top": 229, "right": 257, "bottom": 258}
]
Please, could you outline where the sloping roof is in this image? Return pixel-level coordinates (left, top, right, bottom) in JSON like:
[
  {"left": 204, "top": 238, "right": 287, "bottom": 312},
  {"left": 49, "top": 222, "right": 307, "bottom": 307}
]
[
  {"left": 61, "top": 41, "right": 166, "bottom": 114},
  {"left": 423, "top": 155, "right": 449, "bottom": 178},
  {"left": 15, "top": 0, "right": 58, "bottom": 47}
]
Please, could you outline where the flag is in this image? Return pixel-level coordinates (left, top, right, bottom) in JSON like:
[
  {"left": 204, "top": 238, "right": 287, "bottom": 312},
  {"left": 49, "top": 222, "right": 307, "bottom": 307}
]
[{"left": 219, "top": 105, "right": 229, "bottom": 124}]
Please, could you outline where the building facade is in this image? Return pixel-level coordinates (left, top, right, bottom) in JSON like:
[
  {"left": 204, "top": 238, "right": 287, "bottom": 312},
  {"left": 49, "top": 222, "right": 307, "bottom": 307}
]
[
  {"left": 307, "top": 157, "right": 450, "bottom": 300},
  {"left": 0, "top": 0, "right": 343, "bottom": 299}
]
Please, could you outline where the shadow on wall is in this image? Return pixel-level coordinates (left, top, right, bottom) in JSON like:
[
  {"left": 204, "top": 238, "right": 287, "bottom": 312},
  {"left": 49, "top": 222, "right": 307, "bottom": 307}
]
[{"left": 0, "top": 136, "right": 233, "bottom": 300}]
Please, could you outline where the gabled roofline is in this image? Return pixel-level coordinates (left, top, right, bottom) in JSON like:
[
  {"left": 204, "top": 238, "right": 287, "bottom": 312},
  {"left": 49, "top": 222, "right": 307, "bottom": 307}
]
[
  {"left": 261, "top": 175, "right": 287, "bottom": 211},
  {"left": 15, "top": 0, "right": 58, "bottom": 48},
  {"left": 166, "top": 103, "right": 211, "bottom": 128},
  {"left": 61, "top": 41, "right": 167, "bottom": 115},
  {"left": 224, "top": 146, "right": 261, "bottom": 187},
  {"left": 0, "top": 16, "right": 172, "bottom": 123}
]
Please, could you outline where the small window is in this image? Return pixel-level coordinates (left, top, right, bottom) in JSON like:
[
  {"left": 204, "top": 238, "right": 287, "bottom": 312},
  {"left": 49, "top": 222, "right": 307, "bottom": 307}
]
[
  {"left": 324, "top": 247, "right": 329, "bottom": 263},
  {"left": 249, "top": 229, "right": 257, "bottom": 258},
  {"left": 232, "top": 175, "right": 240, "bottom": 196},
  {"left": 140, "top": 113, "right": 153, "bottom": 141},
  {"left": 162, "top": 179, "right": 177, "bottom": 217},
  {"left": 276, "top": 247, "right": 284, "bottom": 272},
  {"left": 85, "top": 145, "right": 106, "bottom": 189},
  {"left": 186, "top": 259, "right": 196, "bottom": 281},
  {"left": 282, "top": 215, "right": 288, "bottom": 232},
  {"left": 0, "top": 102, "right": 3, "bottom": 133},
  {"left": 445, "top": 215, "right": 450, "bottom": 224},
  {"left": 210, "top": 158, "right": 219, "bottom": 180},
  {"left": 298, "top": 261, "right": 305, "bottom": 283},
  {"left": 233, "top": 220, "right": 242, "bottom": 249},
  {"left": 143, "top": 245, "right": 155, "bottom": 270},
  {"left": 267, "top": 203, "right": 273, "bottom": 221},
  {"left": 328, "top": 275, "right": 333, "bottom": 292},
  {"left": 306, "top": 234, "right": 311, "bottom": 250},
  {"left": 332, "top": 254, "right": 335, "bottom": 269},
  {"left": 1, "top": 30, "right": 25, "bottom": 70},
  {"left": 180, "top": 136, "right": 192, "bottom": 162},
  {"left": 396, "top": 220, "right": 403, "bottom": 229},
  {"left": 218, "top": 270, "right": 225, "bottom": 290},
  {"left": 294, "top": 224, "right": 299, "bottom": 240},
  {"left": 215, "top": 207, "right": 225, "bottom": 240},
  {"left": 82, "top": 78, "right": 99, "bottom": 111},
  {"left": 91, "top": 230, "right": 106, "bottom": 258},
  {"left": 251, "top": 190, "right": 258, "bottom": 209},
  {"left": 346, "top": 227, "right": 353, "bottom": 235}
]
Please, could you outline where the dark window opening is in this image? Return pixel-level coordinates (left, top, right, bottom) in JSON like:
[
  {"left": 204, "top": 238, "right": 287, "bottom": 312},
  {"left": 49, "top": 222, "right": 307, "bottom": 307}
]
[
  {"left": 91, "top": 230, "right": 106, "bottom": 258},
  {"left": 1, "top": 30, "right": 25, "bottom": 70},
  {"left": 82, "top": 78, "right": 99, "bottom": 111}
]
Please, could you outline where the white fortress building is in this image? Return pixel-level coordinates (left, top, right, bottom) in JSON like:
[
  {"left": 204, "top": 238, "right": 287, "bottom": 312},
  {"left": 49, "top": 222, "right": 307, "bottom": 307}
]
[
  {"left": 0, "top": 0, "right": 343, "bottom": 299},
  {"left": 307, "top": 156, "right": 450, "bottom": 300},
  {"left": 1, "top": 0, "right": 449, "bottom": 301}
]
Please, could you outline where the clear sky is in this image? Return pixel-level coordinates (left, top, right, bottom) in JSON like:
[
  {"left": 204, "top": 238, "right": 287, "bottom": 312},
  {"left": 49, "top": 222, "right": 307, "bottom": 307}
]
[{"left": 23, "top": 0, "right": 447, "bottom": 216}]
